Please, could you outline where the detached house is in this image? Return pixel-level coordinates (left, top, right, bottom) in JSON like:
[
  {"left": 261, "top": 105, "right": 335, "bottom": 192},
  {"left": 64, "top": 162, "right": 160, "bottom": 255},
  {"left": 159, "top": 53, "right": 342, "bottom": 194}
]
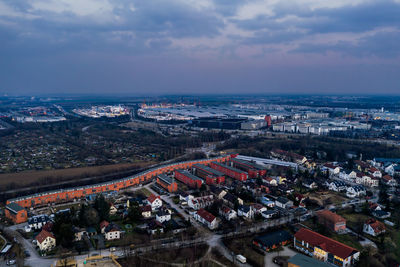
[
  {"left": 104, "top": 223, "right": 122, "bottom": 241},
  {"left": 346, "top": 185, "right": 366, "bottom": 198},
  {"left": 188, "top": 195, "right": 214, "bottom": 210},
  {"left": 323, "top": 163, "right": 341, "bottom": 177},
  {"left": 156, "top": 209, "right": 171, "bottom": 223},
  {"left": 140, "top": 205, "right": 152, "bottom": 218},
  {"left": 328, "top": 181, "right": 347, "bottom": 192},
  {"left": 382, "top": 175, "right": 397, "bottom": 186},
  {"left": 194, "top": 208, "right": 218, "bottom": 229},
  {"left": 36, "top": 230, "right": 56, "bottom": 251},
  {"left": 275, "top": 197, "right": 293, "bottom": 209},
  {"left": 219, "top": 206, "right": 237, "bottom": 221},
  {"left": 147, "top": 194, "right": 162, "bottom": 211},
  {"left": 363, "top": 218, "right": 386, "bottom": 236},
  {"left": 238, "top": 205, "right": 254, "bottom": 220},
  {"left": 368, "top": 167, "right": 382, "bottom": 178}
]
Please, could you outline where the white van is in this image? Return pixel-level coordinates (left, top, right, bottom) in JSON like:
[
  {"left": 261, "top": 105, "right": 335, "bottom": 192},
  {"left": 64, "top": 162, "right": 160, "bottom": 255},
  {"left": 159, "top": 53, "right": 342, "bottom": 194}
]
[{"left": 236, "top": 254, "right": 246, "bottom": 264}]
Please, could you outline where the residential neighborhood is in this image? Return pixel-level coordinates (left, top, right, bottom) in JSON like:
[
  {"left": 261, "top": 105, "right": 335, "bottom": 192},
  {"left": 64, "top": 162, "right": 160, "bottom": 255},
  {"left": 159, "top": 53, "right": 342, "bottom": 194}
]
[{"left": 1, "top": 150, "right": 400, "bottom": 267}]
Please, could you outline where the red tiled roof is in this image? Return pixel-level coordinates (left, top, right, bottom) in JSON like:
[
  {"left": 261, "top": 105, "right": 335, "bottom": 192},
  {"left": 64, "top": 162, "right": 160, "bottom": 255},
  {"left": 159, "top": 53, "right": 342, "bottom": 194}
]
[
  {"left": 147, "top": 194, "right": 160, "bottom": 203},
  {"left": 196, "top": 208, "right": 216, "bottom": 223},
  {"left": 100, "top": 220, "right": 109, "bottom": 230},
  {"left": 36, "top": 229, "right": 55, "bottom": 244},
  {"left": 382, "top": 175, "right": 393, "bottom": 181},
  {"left": 369, "top": 167, "right": 379, "bottom": 172},
  {"left": 221, "top": 206, "right": 231, "bottom": 214},
  {"left": 316, "top": 210, "right": 346, "bottom": 224},
  {"left": 324, "top": 163, "right": 337, "bottom": 169},
  {"left": 42, "top": 222, "right": 53, "bottom": 232},
  {"left": 140, "top": 205, "right": 152, "bottom": 212},
  {"left": 295, "top": 228, "right": 358, "bottom": 259},
  {"left": 366, "top": 219, "right": 386, "bottom": 234}
]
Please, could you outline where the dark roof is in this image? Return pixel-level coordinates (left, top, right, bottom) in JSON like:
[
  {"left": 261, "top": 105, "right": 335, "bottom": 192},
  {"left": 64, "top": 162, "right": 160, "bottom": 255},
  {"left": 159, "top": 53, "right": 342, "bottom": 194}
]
[
  {"left": 175, "top": 170, "right": 204, "bottom": 181},
  {"left": 262, "top": 210, "right": 277, "bottom": 215},
  {"left": 231, "top": 158, "right": 266, "bottom": 170},
  {"left": 238, "top": 205, "right": 251, "bottom": 213},
  {"left": 158, "top": 174, "right": 175, "bottom": 185},
  {"left": 28, "top": 215, "right": 50, "bottom": 225},
  {"left": 288, "top": 254, "right": 331, "bottom": 267},
  {"left": 254, "top": 230, "right": 292, "bottom": 248},
  {"left": 6, "top": 203, "right": 25, "bottom": 214},
  {"left": 276, "top": 196, "right": 291, "bottom": 204},
  {"left": 223, "top": 192, "right": 236, "bottom": 203},
  {"left": 193, "top": 164, "right": 225, "bottom": 177},
  {"left": 105, "top": 223, "right": 121, "bottom": 233},
  {"left": 211, "top": 162, "right": 247, "bottom": 174},
  {"left": 295, "top": 228, "right": 358, "bottom": 259}
]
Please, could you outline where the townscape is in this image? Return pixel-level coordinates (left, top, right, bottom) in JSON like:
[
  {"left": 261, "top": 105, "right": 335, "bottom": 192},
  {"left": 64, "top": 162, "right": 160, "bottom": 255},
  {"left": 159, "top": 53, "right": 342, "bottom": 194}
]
[
  {"left": 1, "top": 0, "right": 400, "bottom": 266},
  {"left": 1, "top": 96, "right": 400, "bottom": 267}
]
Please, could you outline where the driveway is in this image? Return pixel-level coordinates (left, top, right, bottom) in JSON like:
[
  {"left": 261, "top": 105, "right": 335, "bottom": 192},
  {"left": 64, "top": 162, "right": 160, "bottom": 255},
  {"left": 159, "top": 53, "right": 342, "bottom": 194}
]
[{"left": 264, "top": 246, "right": 297, "bottom": 267}]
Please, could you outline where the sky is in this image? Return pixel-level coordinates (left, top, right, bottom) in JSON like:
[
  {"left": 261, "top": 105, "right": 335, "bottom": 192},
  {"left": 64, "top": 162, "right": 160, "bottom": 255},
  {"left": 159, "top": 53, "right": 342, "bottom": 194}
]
[{"left": 1, "top": 0, "right": 400, "bottom": 95}]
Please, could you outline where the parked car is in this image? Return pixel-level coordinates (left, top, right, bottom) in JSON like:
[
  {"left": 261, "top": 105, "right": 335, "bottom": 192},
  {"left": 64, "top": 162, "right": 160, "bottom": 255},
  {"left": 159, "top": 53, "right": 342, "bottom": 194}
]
[{"left": 6, "top": 259, "right": 16, "bottom": 265}]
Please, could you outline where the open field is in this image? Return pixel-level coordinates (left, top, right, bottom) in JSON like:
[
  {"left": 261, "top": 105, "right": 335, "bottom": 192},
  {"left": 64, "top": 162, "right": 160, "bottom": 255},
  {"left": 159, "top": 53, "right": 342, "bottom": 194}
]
[{"left": 0, "top": 161, "right": 155, "bottom": 189}]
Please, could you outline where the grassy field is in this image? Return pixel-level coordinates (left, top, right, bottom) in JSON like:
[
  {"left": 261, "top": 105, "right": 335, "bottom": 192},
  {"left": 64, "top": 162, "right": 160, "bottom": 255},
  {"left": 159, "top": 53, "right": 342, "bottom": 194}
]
[{"left": 0, "top": 161, "right": 155, "bottom": 189}]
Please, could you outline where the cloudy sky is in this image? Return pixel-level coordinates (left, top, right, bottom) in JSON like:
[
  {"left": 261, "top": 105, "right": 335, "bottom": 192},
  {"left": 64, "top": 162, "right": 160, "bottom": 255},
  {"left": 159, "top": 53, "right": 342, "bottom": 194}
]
[{"left": 1, "top": 0, "right": 400, "bottom": 95}]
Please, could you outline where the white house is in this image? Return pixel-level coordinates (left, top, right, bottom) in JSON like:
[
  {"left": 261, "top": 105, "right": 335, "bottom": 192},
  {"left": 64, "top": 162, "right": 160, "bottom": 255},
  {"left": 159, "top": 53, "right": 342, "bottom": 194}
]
[
  {"left": 140, "top": 205, "right": 152, "bottom": 218},
  {"left": 382, "top": 175, "right": 398, "bottom": 187},
  {"left": 323, "top": 163, "right": 341, "bottom": 177},
  {"left": 36, "top": 230, "right": 56, "bottom": 251},
  {"left": 147, "top": 194, "right": 162, "bottom": 211},
  {"left": 194, "top": 208, "right": 218, "bottom": 229},
  {"left": 104, "top": 223, "right": 122, "bottom": 241},
  {"left": 219, "top": 206, "right": 237, "bottom": 221},
  {"left": 346, "top": 185, "right": 366, "bottom": 198},
  {"left": 328, "top": 181, "right": 347, "bottom": 192},
  {"left": 261, "top": 209, "right": 278, "bottom": 219},
  {"left": 237, "top": 205, "right": 254, "bottom": 219},
  {"left": 252, "top": 203, "right": 267, "bottom": 214},
  {"left": 363, "top": 219, "right": 386, "bottom": 236},
  {"left": 368, "top": 168, "right": 382, "bottom": 178},
  {"left": 156, "top": 210, "right": 171, "bottom": 223},
  {"left": 339, "top": 170, "right": 357, "bottom": 181},
  {"left": 109, "top": 204, "right": 118, "bottom": 215},
  {"left": 188, "top": 195, "right": 213, "bottom": 210},
  {"left": 275, "top": 197, "right": 293, "bottom": 209}
]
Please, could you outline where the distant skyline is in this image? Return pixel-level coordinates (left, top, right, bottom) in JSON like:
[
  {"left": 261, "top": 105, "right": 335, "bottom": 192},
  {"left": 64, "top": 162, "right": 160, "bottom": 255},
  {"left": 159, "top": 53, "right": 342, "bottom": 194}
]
[{"left": 1, "top": 0, "right": 400, "bottom": 95}]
